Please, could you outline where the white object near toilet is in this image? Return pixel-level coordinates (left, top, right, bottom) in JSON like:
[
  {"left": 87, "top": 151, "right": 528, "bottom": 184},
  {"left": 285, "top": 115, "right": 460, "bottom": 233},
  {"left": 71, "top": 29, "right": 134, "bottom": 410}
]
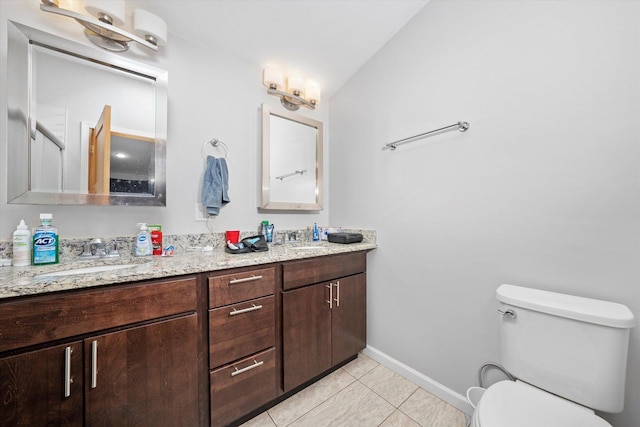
[{"left": 471, "top": 284, "right": 635, "bottom": 427}]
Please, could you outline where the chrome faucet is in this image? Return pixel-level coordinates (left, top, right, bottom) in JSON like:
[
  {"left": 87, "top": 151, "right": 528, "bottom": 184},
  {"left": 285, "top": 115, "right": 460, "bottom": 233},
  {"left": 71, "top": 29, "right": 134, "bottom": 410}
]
[
  {"left": 92, "top": 239, "right": 107, "bottom": 257},
  {"left": 80, "top": 238, "right": 120, "bottom": 259},
  {"left": 106, "top": 239, "right": 121, "bottom": 258}
]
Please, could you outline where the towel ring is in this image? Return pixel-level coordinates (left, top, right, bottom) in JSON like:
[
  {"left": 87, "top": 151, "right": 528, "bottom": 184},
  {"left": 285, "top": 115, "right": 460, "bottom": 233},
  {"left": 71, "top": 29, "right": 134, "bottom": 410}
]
[{"left": 201, "top": 138, "right": 229, "bottom": 159}]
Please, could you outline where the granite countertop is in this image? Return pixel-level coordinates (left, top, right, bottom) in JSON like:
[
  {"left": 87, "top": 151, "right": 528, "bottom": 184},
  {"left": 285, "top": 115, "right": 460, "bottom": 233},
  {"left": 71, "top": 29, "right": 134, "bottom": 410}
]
[{"left": 0, "top": 240, "right": 377, "bottom": 300}]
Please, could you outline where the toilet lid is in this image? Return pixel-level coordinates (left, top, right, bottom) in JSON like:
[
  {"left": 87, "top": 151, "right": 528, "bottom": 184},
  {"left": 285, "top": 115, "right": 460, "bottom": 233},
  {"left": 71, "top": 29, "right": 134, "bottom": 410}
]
[{"left": 476, "top": 380, "right": 612, "bottom": 427}]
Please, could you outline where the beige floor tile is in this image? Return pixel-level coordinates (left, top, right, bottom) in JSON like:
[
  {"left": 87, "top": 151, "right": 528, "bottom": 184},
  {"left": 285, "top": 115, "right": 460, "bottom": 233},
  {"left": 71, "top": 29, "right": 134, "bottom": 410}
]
[
  {"left": 268, "top": 368, "right": 356, "bottom": 426},
  {"left": 240, "top": 411, "right": 276, "bottom": 427},
  {"left": 341, "top": 352, "right": 379, "bottom": 379},
  {"left": 289, "top": 381, "right": 395, "bottom": 427},
  {"left": 399, "top": 388, "right": 466, "bottom": 427},
  {"left": 380, "top": 410, "right": 422, "bottom": 427},
  {"left": 359, "top": 364, "right": 419, "bottom": 407}
]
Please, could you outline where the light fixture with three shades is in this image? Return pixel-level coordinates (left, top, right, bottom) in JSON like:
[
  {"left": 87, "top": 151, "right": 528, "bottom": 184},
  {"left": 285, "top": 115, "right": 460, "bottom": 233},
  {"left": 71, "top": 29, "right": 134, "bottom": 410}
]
[
  {"left": 40, "top": 0, "right": 167, "bottom": 52},
  {"left": 263, "top": 67, "right": 321, "bottom": 111}
]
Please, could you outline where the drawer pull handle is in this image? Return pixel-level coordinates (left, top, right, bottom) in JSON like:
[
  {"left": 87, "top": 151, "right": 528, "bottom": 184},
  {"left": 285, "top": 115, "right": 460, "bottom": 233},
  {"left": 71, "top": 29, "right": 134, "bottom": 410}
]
[
  {"left": 229, "top": 275, "right": 263, "bottom": 285},
  {"left": 231, "top": 360, "right": 264, "bottom": 377},
  {"left": 64, "top": 346, "right": 73, "bottom": 398},
  {"left": 326, "top": 283, "right": 333, "bottom": 309},
  {"left": 90, "top": 340, "right": 98, "bottom": 389},
  {"left": 229, "top": 304, "right": 263, "bottom": 316}
]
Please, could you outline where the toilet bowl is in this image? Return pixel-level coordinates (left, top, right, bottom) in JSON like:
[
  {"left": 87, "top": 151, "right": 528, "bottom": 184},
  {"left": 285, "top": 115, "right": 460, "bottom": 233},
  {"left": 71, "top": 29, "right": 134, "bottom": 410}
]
[{"left": 471, "top": 380, "right": 611, "bottom": 427}]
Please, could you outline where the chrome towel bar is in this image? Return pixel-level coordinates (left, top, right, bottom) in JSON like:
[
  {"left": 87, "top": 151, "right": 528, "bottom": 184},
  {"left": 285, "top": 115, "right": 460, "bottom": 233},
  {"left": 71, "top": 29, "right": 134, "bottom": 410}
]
[
  {"left": 383, "top": 121, "right": 470, "bottom": 151},
  {"left": 276, "top": 169, "right": 307, "bottom": 181}
]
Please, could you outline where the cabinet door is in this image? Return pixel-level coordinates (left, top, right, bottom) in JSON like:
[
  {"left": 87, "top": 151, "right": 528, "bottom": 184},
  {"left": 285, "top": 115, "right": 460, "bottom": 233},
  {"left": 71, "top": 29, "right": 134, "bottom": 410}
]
[
  {"left": 84, "top": 314, "right": 198, "bottom": 427},
  {"left": 282, "top": 283, "right": 331, "bottom": 391},
  {"left": 332, "top": 273, "right": 367, "bottom": 365},
  {"left": 0, "top": 342, "right": 83, "bottom": 427}
]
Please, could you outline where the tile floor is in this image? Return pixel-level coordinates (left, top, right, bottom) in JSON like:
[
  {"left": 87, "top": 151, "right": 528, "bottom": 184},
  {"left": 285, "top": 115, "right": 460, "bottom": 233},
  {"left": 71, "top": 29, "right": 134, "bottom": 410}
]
[{"left": 241, "top": 353, "right": 468, "bottom": 427}]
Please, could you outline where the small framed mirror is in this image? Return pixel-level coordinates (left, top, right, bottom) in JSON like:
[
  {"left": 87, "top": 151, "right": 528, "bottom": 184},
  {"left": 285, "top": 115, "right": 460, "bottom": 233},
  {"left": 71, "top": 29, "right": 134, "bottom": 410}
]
[
  {"left": 6, "top": 21, "right": 167, "bottom": 206},
  {"left": 261, "top": 104, "right": 323, "bottom": 211}
]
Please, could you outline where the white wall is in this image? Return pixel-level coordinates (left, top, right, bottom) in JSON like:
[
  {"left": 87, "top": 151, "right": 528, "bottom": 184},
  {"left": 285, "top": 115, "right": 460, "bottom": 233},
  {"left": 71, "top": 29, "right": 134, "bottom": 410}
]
[
  {"left": 0, "top": 0, "right": 329, "bottom": 239},
  {"left": 329, "top": 1, "right": 640, "bottom": 426}
]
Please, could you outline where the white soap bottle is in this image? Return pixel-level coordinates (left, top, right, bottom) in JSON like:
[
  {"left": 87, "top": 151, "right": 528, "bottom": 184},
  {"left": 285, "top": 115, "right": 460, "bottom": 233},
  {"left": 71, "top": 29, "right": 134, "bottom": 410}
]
[
  {"left": 13, "top": 219, "right": 31, "bottom": 266},
  {"left": 135, "top": 223, "right": 152, "bottom": 257}
]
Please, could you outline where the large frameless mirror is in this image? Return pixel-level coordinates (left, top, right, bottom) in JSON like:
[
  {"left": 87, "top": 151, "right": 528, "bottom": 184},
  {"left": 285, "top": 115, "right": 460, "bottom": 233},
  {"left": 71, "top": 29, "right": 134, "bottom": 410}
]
[
  {"left": 6, "top": 21, "right": 167, "bottom": 206},
  {"left": 261, "top": 104, "right": 323, "bottom": 211}
]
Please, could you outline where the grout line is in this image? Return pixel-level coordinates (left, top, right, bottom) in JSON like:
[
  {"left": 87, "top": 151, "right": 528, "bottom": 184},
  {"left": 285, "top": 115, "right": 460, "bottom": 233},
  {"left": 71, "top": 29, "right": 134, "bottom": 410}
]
[
  {"left": 269, "top": 367, "right": 357, "bottom": 426},
  {"left": 376, "top": 408, "right": 396, "bottom": 427}
]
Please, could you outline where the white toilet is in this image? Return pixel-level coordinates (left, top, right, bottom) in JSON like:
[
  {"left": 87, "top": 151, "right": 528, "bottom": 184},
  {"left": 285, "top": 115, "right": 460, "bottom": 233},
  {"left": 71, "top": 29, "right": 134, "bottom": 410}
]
[{"left": 471, "top": 284, "right": 636, "bottom": 427}]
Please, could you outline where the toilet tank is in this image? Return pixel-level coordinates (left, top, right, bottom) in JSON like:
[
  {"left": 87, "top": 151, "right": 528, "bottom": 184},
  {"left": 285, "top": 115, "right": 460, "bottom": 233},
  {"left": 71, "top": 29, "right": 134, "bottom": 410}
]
[{"left": 496, "top": 284, "right": 635, "bottom": 413}]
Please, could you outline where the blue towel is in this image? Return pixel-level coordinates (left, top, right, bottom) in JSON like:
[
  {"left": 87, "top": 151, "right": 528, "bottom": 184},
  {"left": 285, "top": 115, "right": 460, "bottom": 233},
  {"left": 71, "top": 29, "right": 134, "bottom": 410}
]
[{"left": 202, "top": 156, "right": 230, "bottom": 216}]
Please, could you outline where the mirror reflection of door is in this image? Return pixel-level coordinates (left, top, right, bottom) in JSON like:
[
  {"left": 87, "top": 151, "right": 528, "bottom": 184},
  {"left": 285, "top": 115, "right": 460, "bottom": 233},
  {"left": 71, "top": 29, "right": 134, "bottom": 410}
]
[
  {"left": 88, "top": 105, "right": 111, "bottom": 194},
  {"left": 109, "top": 132, "right": 155, "bottom": 195},
  {"left": 88, "top": 105, "right": 156, "bottom": 195}
]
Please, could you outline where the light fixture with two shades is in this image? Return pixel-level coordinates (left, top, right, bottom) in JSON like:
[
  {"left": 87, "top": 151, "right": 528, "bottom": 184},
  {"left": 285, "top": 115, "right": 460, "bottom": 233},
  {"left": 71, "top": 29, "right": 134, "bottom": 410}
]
[
  {"left": 263, "top": 67, "right": 321, "bottom": 111},
  {"left": 40, "top": 0, "right": 167, "bottom": 52}
]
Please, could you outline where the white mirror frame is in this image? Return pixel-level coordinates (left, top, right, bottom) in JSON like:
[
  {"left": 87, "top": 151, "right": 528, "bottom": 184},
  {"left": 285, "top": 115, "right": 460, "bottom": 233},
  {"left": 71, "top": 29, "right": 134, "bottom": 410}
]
[{"left": 261, "top": 104, "right": 323, "bottom": 211}]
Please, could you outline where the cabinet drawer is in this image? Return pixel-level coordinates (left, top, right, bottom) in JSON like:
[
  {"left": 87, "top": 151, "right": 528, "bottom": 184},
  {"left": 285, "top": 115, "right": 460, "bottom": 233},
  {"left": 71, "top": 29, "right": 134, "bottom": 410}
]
[
  {"left": 208, "top": 266, "right": 275, "bottom": 308},
  {"left": 283, "top": 251, "right": 366, "bottom": 290},
  {"left": 209, "top": 295, "right": 275, "bottom": 368},
  {"left": 210, "top": 347, "right": 276, "bottom": 427},
  {"left": 0, "top": 276, "right": 197, "bottom": 353}
]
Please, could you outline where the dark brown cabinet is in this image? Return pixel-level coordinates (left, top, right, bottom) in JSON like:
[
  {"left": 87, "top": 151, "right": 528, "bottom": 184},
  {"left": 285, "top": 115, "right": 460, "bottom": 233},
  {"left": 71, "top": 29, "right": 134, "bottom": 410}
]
[
  {"left": 84, "top": 314, "right": 198, "bottom": 426},
  {"left": 330, "top": 273, "right": 366, "bottom": 365},
  {"left": 0, "top": 276, "right": 199, "bottom": 427},
  {"left": 208, "top": 266, "right": 277, "bottom": 427},
  {"left": 210, "top": 347, "right": 276, "bottom": 426},
  {"left": 282, "top": 252, "right": 367, "bottom": 392},
  {"left": 0, "top": 342, "right": 83, "bottom": 426}
]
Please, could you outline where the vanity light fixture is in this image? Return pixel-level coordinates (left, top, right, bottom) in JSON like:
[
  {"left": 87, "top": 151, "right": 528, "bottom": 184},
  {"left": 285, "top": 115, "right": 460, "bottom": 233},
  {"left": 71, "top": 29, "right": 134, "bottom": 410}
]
[
  {"left": 263, "top": 67, "right": 321, "bottom": 111},
  {"left": 39, "top": 0, "right": 167, "bottom": 52}
]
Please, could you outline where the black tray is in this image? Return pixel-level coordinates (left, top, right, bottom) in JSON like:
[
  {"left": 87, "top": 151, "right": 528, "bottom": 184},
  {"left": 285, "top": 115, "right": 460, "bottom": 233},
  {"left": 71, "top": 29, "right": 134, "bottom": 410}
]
[{"left": 327, "top": 233, "right": 363, "bottom": 244}]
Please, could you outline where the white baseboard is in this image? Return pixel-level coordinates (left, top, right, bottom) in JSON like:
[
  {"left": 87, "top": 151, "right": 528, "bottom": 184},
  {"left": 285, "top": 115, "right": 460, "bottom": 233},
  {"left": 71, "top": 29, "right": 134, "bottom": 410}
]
[{"left": 362, "top": 345, "right": 474, "bottom": 416}]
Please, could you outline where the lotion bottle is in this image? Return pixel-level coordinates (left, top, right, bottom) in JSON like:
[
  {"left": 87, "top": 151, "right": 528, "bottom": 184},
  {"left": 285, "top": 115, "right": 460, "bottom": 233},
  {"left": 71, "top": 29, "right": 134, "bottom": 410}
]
[
  {"left": 135, "top": 223, "right": 152, "bottom": 257},
  {"left": 12, "top": 219, "right": 31, "bottom": 266}
]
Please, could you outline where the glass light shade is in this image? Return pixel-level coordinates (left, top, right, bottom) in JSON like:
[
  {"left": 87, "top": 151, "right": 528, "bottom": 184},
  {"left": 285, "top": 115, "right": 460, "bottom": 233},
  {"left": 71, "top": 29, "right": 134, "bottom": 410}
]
[
  {"left": 263, "top": 67, "right": 284, "bottom": 89},
  {"left": 287, "top": 75, "right": 305, "bottom": 94},
  {"left": 84, "top": 0, "right": 125, "bottom": 26},
  {"left": 305, "top": 83, "right": 321, "bottom": 104},
  {"left": 133, "top": 9, "right": 168, "bottom": 46}
]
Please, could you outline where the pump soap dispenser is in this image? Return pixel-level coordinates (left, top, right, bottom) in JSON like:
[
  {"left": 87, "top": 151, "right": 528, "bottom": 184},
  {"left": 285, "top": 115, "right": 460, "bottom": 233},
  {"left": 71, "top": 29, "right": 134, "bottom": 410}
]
[{"left": 135, "top": 223, "right": 152, "bottom": 257}]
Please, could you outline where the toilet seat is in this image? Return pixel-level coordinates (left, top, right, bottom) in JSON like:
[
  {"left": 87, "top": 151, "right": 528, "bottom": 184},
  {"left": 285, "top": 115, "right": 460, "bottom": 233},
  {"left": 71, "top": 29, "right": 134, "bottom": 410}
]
[{"left": 474, "top": 380, "right": 612, "bottom": 427}]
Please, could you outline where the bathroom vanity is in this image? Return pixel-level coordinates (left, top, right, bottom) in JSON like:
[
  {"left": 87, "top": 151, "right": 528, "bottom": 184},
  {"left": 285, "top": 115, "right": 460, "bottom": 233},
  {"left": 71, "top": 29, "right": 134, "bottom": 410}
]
[{"left": 0, "top": 240, "right": 375, "bottom": 426}]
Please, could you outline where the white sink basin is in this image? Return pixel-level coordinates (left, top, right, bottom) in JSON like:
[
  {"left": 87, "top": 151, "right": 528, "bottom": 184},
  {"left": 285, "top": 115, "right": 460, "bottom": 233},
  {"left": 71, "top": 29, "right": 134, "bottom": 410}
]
[{"left": 34, "top": 263, "right": 142, "bottom": 279}]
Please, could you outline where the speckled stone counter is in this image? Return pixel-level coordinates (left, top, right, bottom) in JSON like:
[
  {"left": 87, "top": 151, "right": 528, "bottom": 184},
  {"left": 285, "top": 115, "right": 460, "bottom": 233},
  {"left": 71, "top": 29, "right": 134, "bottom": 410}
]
[{"left": 0, "top": 232, "right": 376, "bottom": 300}]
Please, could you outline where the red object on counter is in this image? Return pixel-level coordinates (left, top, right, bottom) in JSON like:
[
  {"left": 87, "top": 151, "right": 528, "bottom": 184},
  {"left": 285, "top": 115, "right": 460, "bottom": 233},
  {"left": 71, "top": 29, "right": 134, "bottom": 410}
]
[{"left": 150, "top": 228, "right": 163, "bottom": 255}]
